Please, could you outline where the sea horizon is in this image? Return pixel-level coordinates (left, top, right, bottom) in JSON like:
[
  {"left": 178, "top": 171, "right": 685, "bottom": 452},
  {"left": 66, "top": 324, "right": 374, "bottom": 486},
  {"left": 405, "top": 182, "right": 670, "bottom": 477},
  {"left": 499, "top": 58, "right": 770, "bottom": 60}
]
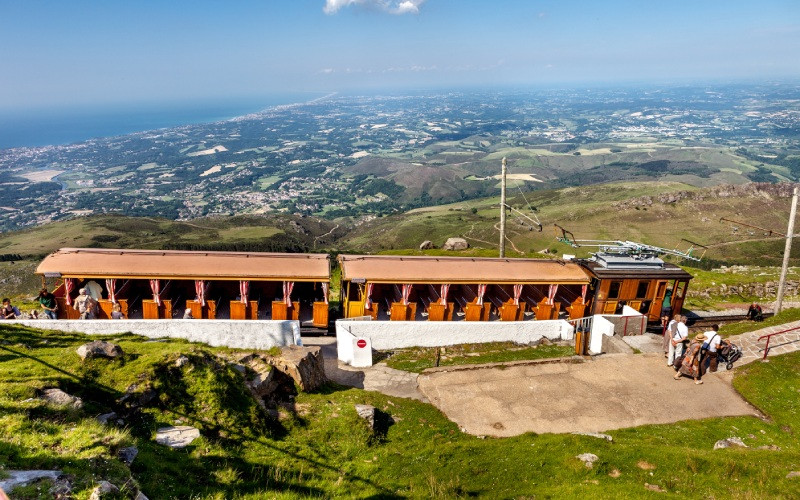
[{"left": 0, "top": 92, "right": 329, "bottom": 150}]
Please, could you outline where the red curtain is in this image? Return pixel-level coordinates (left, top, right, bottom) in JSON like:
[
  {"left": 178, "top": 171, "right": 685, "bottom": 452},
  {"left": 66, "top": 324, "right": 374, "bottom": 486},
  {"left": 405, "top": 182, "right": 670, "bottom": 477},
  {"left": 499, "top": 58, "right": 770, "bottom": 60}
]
[
  {"left": 477, "top": 284, "right": 488, "bottom": 306},
  {"left": 581, "top": 284, "right": 588, "bottom": 302},
  {"left": 64, "top": 278, "right": 75, "bottom": 306},
  {"left": 105, "top": 278, "right": 117, "bottom": 304},
  {"left": 513, "top": 284, "right": 523, "bottom": 306},
  {"left": 321, "top": 282, "right": 329, "bottom": 305},
  {"left": 239, "top": 280, "right": 249, "bottom": 305},
  {"left": 149, "top": 279, "right": 161, "bottom": 306},
  {"left": 283, "top": 281, "right": 294, "bottom": 307},
  {"left": 401, "top": 284, "right": 412, "bottom": 306},
  {"left": 195, "top": 280, "right": 206, "bottom": 307},
  {"left": 547, "top": 284, "right": 559, "bottom": 305},
  {"left": 439, "top": 284, "right": 450, "bottom": 306},
  {"left": 364, "top": 283, "right": 374, "bottom": 309}
]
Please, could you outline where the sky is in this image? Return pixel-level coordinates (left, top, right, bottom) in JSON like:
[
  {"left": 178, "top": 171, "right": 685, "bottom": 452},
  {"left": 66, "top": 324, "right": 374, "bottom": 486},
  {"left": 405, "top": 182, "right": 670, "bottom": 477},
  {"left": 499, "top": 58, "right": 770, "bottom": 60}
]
[{"left": 1, "top": 0, "right": 798, "bottom": 110}]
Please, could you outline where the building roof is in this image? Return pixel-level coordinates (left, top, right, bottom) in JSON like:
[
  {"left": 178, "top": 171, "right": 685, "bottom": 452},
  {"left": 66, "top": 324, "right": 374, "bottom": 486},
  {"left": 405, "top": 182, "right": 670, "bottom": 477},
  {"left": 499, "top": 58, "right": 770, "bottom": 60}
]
[
  {"left": 338, "top": 255, "right": 590, "bottom": 284},
  {"left": 578, "top": 260, "right": 694, "bottom": 280},
  {"left": 37, "top": 248, "right": 330, "bottom": 281}
]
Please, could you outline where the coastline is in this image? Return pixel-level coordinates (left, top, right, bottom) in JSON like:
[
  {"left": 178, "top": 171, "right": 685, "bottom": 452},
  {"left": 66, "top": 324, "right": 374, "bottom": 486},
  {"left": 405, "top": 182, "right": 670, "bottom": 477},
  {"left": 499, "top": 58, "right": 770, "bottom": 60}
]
[{"left": 0, "top": 91, "right": 334, "bottom": 151}]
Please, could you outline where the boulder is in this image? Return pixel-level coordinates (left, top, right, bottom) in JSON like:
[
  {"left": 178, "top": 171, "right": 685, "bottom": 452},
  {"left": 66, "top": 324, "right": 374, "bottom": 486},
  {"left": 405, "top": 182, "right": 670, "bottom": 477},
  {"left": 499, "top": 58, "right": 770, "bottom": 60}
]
[
  {"left": 89, "top": 481, "right": 119, "bottom": 500},
  {"left": 355, "top": 404, "right": 376, "bottom": 430},
  {"left": 97, "top": 412, "right": 117, "bottom": 425},
  {"left": 48, "top": 476, "right": 72, "bottom": 499},
  {"left": 419, "top": 240, "right": 435, "bottom": 250},
  {"left": 787, "top": 471, "right": 800, "bottom": 479},
  {"left": 155, "top": 426, "right": 200, "bottom": 448},
  {"left": 713, "top": 437, "right": 748, "bottom": 450},
  {"left": 77, "top": 341, "right": 123, "bottom": 361},
  {"left": 576, "top": 453, "right": 598, "bottom": 468},
  {"left": 442, "top": 237, "right": 469, "bottom": 251},
  {"left": 41, "top": 388, "right": 83, "bottom": 409},
  {"left": 118, "top": 446, "right": 138, "bottom": 465},
  {"left": 265, "top": 345, "right": 327, "bottom": 392},
  {"left": 0, "top": 470, "right": 62, "bottom": 491}
]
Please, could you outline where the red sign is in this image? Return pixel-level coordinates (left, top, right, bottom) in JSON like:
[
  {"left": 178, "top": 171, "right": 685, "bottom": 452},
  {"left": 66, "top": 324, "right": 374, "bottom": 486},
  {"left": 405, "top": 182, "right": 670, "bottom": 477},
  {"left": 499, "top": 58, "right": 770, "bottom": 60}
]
[{"left": 356, "top": 339, "right": 367, "bottom": 349}]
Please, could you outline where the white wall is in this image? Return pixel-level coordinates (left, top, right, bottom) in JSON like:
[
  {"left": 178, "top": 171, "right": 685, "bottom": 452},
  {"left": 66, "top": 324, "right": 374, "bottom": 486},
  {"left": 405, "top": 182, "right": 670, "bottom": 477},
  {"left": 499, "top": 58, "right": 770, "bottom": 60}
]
[
  {"left": 9, "top": 319, "right": 300, "bottom": 350},
  {"left": 336, "top": 319, "right": 574, "bottom": 365},
  {"left": 589, "top": 315, "right": 615, "bottom": 354}
]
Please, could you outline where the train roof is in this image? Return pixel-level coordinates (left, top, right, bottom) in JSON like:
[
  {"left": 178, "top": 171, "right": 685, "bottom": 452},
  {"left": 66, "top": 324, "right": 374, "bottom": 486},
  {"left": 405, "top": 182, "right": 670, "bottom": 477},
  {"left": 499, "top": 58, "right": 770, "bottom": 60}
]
[
  {"left": 338, "top": 254, "right": 590, "bottom": 285},
  {"left": 37, "top": 248, "right": 330, "bottom": 282},
  {"left": 578, "top": 259, "right": 694, "bottom": 280}
]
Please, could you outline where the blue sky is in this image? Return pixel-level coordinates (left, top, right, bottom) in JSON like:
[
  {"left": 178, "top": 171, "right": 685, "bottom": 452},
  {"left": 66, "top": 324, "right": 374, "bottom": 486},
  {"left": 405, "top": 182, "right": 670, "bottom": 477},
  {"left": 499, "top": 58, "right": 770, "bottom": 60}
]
[{"left": 1, "top": 0, "right": 798, "bottom": 110}]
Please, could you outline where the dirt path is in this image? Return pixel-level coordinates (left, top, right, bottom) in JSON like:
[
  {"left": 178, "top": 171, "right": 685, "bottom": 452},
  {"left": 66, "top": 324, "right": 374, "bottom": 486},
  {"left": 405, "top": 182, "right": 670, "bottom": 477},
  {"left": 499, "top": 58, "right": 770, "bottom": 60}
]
[{"left": 418, "top": 353, "right": 757, "bottom": 437}]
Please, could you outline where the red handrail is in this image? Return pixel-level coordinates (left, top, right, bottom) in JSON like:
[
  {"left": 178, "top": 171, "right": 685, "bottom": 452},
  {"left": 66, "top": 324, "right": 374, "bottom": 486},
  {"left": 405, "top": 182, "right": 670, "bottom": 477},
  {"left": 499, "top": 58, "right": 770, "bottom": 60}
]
[{"left": 758, "top": 325, "right": 800, "bottom": 360}]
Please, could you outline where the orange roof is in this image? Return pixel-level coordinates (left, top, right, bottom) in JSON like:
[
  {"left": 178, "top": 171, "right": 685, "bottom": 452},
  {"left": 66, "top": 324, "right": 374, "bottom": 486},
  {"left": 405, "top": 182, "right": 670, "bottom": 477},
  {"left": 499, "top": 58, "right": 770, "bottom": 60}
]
[
  {"left": 37, "top": 248, "right": 330, "bottom": 281},
  {"left": 338, "top": 255, "right": 589, "bottom": 284}
]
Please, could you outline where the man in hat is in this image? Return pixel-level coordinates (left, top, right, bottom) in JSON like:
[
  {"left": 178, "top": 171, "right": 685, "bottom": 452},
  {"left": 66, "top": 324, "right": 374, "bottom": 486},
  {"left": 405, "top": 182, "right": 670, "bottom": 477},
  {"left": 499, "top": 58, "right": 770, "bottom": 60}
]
[
  {"left": 701, "top": 324, "right": 722, "bottom": 374},
  {"left": 674, "top": 332, "right": 706, "bottom": 384},
  {"left": 73, "top": 288, "right": 96, "bottom": 319}
]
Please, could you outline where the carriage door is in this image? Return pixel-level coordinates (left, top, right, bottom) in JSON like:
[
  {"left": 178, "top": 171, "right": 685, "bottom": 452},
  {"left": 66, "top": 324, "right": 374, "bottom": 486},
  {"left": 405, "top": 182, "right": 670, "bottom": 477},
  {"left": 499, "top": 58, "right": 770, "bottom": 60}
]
[{"left": 650, "top": 280, "right": 668, "bottom": 321}]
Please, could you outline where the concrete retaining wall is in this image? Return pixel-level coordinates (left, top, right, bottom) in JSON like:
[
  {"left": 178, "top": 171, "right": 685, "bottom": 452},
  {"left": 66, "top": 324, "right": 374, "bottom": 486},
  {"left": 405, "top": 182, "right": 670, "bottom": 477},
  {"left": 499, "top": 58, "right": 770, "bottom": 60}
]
[
  {"left": 336, "top": 319, "right": 574, "bottom": 365},
  {"left": 589, "top": 316, "right": 615, "bottom": 355},
  {"left": 8, "top": 319, "right": 301, "bottom": 350}
]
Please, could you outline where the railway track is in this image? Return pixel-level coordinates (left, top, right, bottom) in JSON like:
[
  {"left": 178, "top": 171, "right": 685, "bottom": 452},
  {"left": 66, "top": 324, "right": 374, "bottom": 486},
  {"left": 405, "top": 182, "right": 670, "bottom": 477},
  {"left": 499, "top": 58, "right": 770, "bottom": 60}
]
[{"left": 687, "top": 313, "right": 773, "bottom": 330}]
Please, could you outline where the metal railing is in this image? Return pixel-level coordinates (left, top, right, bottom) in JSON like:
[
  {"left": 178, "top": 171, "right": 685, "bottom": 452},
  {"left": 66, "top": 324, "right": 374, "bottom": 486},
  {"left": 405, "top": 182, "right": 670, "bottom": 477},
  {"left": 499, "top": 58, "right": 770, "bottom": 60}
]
[{"left": 758, "top": 325, "right": 800, "bottom": 360}]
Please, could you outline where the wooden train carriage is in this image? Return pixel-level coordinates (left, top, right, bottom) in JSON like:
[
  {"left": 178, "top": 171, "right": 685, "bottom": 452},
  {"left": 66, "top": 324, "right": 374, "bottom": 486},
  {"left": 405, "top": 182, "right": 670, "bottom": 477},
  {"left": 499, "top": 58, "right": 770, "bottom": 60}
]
[
  {"left": 577, "top": 254, "right": 693, "bottom": 322},
  {"left": 37, "top": 248, "right": 330, "bottom": 326},
  {"left": 338, "top": 255, "right": 590, "bottom": 321}
]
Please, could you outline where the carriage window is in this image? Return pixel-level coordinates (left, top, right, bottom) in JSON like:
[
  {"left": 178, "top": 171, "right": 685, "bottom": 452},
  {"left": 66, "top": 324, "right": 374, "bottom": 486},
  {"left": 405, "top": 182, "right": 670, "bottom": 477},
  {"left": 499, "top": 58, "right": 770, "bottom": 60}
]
[
  {"left": 636, "top": 281, "right": 649, "bottom": 299},
  {"left": 607, "top": 281, "right": 622, "bottom": 299}
]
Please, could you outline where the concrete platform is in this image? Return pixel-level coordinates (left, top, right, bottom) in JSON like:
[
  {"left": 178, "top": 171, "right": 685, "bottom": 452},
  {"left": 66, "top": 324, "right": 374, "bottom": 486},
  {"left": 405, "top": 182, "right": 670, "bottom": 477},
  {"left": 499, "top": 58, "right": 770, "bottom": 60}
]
[{"left": 417, "top": 353, "right": 758, "bottom": 437}]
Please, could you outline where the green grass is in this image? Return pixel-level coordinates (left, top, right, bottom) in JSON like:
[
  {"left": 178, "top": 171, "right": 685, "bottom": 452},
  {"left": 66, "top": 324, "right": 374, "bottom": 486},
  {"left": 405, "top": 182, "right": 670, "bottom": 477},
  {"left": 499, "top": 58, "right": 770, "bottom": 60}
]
[
  {"left": 2, "top": 324, "right": 800, "bottom": 498},
  {"left": 382, "top": 341, "right": 574, "bottom": 373}
]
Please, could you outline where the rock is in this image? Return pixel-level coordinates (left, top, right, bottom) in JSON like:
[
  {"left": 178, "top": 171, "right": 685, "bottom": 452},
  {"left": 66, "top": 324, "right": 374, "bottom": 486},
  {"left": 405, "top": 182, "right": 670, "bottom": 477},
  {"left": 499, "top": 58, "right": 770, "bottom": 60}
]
[
  {"left": 714, "top": 437, "right": 748, "bottom": 450},
  {"left": 637, "top": 461, "right": 656, "bottom": 470},
  {"left": 355, "top": 404, "right": 376, "bottom": 430},
  {"left": 787, "top": 471, "right": 800, "bottom": 479},
  {"left": 77, "top": 341, "right": 123, "bottom": 361},
  {"left": 174, "top": 355, "right": 190, "bottom": 367},
  {"left": 0, "top": 470, "right": 62, "bottom": 491},
  {"left": 609, "top": 469, "right": 621, "bottom": 478},
  {"left": 89, "top": 481, "right": 119, "bottom": 500},
  {"left": 41, "top": 388, "right": 83, "bottom": 409},
  {"left": 644, "top": 483, "right": 665, "bottom": 493},
  {"left": 538, "top": 337, "right": 553, "bottom": 346},
  {"left": 49, "top": 476, "right": 72, "bottom": 499},
  {"left": 118, "top": 446, "right": 138, "bottom": 465},
  {"left": 573, "top": 432, "right": 613, "bottom": 442},
  {"left": 97, "top": 412, "right": 118, "bottom": 424},
  {"left": 442, "top": 237, "right": 469, "bottom": 251},
  {"left": 758, "top": 444, "right": 781, "bottom": 451},
  {"left": 119, "top": 382, "right": 157, "bottom": 410},
  {"left": 265, "top": 345, "right": 327, "bottom": 392},
  {"left": 576, "top": 453, "right": 598, "bottom": 468},
  {"left": 419, "top": 240, "right": 435, "bottom": 250},
  {"left": 155, "top": 426, "right": 200, "bottom": 448}
]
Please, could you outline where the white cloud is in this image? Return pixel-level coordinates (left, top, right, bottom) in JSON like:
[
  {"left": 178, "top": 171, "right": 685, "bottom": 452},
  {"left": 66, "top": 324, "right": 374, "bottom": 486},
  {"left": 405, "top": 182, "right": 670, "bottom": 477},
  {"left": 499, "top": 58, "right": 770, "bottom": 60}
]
[{"left": 323, "top": 0, "right": 426, "bottom": 15}]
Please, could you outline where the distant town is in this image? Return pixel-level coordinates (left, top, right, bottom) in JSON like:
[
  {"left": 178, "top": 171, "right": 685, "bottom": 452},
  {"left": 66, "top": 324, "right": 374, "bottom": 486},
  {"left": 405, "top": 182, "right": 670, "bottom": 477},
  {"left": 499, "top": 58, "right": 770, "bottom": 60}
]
[{"left": 1, "top": 83, "right": 799, "bottom": 231}]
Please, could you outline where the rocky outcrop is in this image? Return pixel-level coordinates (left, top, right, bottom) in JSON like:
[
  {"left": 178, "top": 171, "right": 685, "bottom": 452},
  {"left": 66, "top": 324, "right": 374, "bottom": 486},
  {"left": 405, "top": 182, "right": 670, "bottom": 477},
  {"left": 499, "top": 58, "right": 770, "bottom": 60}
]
[
  {"left": 155, "top": 426, "right": 201, "bottom": 448},
  {"left": 264, "top": 345, "right": 327, "bottom": 392},
  {"left": 714, "top": 437, "right": 748, "bottom": 450},
  {"left": 0, "top": 470, "right": 62, "bottom": 492},
  {"left": 89, "top": 481, "right": 119, "bottom": 499},
  {"left": 419, "top": 240, "right": 435, "bottom": 250},
  {"left": 442, "top": 237, "right": 469, "bottom": 251},
  {"left": 613, "top": 182, "right": 799, "bottom": 210},
  {"left": 77, "top": 341, "right": 123, "bottom": 361},
  {"left": 41, "top": 388, "right": 83, "bottom": 409}
]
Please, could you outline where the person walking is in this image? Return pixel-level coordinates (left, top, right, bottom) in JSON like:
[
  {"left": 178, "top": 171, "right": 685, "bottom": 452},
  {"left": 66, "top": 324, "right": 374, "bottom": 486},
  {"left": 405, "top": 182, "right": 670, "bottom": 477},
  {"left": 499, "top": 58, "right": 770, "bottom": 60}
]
[
  {"left": 701, "top": 324, "right": 722, "bottom": 374},
  {"left": 663, "top": 314, "right": 680, "bottom": 357},
  {"left": 674, "top": 333, "right": 706, "bottom": 384},
  {"left": 38, "top": 287, "right": 58, "bottom": 320},
  {"left": 667, "top": 315, "right": 689, "bottom": 368}
]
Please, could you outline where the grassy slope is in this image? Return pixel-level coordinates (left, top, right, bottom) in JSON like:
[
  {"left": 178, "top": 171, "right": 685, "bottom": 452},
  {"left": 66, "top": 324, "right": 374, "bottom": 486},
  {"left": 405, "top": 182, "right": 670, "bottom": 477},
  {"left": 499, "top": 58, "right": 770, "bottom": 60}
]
[{"left": 1, "top": 324, "right": 800, "bottom": 498}]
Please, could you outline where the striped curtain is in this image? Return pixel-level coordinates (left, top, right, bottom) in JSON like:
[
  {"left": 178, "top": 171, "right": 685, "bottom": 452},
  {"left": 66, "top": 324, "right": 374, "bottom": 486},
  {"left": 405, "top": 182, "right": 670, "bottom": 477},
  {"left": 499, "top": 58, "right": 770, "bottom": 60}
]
[
  {"left": 283, "top": 281, "right": 294, "bottom": 307},
  {"left": 149, "top": 279, "right": 161, "bottom": 306},
  {"left": 195, "top": 280, "right": 206, "bottom": 307},
  {"left": 477, "top": 284, "right": 488, "bottom": 306},
  {"left": 513, "top": 284, "right": 523, "bottom": 306},
  {"left": 105, "top": 278, "right": 117, "bottom": 304},
  {"left": 321, "top": 282, "right": 329, "bottom": 305},
  {"left": 364, "top": 283, "right": 374, "bottom": 309},
  {"left": 402, "top": 284, "right": 412, "bottom": 306},
  {"left": 64, "top": 278, "right": 75, "bottom": 306},
  {"left": 239, "top": 280, "right": 249, "bottom": 305},
  {"left": 439, "top": 284, "right": 450, "bottom": 306},
  {"left": 581, "top": 284, "right": 588, "bottom": 302},
  {"left": 547, "top": 284, "right": 559, "bottom": 305}
]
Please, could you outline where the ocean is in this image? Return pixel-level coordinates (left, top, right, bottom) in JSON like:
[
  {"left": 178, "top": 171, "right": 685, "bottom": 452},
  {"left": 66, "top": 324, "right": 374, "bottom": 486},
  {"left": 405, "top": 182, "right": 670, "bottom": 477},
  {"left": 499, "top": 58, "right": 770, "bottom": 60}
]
[{"left": 0, "top": 93, "right": 326, "bottom": 150}]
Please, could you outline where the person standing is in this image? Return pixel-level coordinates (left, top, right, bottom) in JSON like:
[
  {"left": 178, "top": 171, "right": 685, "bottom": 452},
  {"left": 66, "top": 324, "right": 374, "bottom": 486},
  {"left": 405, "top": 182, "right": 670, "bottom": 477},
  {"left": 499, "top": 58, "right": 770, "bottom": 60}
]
[
  {"left": 674, "top": 333, "right": 706, "bottom": 384},
  {"left": 701, "top": 324, "right": 722, "bottom": 374},
  {"left": 663, "top": 314, "right": 680, "bottom": 357},
  {"left": 73, "top": 288, "right": 96, "bottom": 319},
  {"left": 660, "top": 288, "right": 673, "bottom": 318},
  {"left": 38, "top": 287, "right": 58, "bottom": 320},
  {"left": 667, "top": 315, "right": 689, "bottom": 368}
]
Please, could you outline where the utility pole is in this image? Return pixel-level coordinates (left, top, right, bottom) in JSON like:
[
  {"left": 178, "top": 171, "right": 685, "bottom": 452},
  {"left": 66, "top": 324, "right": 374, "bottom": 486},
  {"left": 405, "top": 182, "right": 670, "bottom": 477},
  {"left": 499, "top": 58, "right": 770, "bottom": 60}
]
[
  {"left": 776, "top": 185, "right": 799, "bottom": 314},
  {"left": 499, "top": 157, "right": 507, "bottom": 258}
]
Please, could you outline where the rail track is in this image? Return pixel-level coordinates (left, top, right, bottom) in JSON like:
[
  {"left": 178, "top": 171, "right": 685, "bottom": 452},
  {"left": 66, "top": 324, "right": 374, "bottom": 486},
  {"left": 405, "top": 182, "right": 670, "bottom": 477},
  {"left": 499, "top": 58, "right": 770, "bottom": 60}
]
[{"left": 688, "top": 313, "right": 773, "bottom": 330}]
